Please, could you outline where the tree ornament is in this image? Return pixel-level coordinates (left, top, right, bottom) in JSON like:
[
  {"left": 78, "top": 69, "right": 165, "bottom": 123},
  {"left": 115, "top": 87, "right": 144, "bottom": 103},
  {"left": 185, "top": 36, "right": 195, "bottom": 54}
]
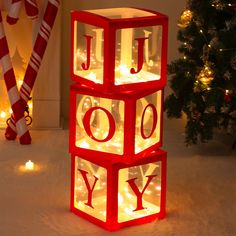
[
  {"left": 224, "top": 90, "right": 232, "bottom": 103},
  {"left": 197, "top": 62, "right": 214, "bottom": 86},
  {"left": 178, "top": 9, "right": 193, "bottom": 28}
]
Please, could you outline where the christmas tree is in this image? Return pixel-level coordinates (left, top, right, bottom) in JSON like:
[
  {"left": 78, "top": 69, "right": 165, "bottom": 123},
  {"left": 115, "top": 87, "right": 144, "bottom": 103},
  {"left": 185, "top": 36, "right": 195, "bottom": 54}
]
[{"left": 165, "top": 0, "right": 236, "bottom": 145}]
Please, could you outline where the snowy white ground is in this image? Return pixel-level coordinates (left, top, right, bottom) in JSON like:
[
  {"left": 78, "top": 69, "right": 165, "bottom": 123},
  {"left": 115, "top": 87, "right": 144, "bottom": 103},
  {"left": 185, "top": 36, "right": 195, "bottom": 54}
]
[{"left": 0, "top": 117, "right": 236, "bottom": 236}]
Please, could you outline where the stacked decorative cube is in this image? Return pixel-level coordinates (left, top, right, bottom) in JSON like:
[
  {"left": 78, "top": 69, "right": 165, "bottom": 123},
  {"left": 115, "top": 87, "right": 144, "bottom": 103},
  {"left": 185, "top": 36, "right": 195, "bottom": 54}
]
[{"left": 69, "top": 8, "right": 168, "bottom": 231}]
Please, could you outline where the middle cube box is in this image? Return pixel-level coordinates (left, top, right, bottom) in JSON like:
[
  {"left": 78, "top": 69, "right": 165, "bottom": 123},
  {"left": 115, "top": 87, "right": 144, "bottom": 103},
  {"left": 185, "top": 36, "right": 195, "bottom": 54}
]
[{"left": 69, "top": 84, "right": 163, "bottom": 160}]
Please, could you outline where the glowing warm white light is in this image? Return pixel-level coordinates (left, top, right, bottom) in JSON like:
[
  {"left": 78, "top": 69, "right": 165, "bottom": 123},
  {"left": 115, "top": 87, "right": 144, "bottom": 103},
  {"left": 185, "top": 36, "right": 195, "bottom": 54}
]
[
  {"left": 28, "top": 102, "right": 33, "bottom": 110},
  {"left": 115, "top": 66, "right": 160, "bottom": 85},
  {"left": 80, "top": 141, "right": 91, "bottom": 149},
  {"left": 0, "top": 76, "right": 33, "bottom": 128},
  {"left": 118, "top": 193, "right": 124, "bottom": 204},
  {"left": 87, "top": 72, "right": 97, "bottom": 80},
  {"left": 119, "top": 64, "right": 130, "bottom": 76},
  {"left": 155, "top": 186, "right": 162, "bottom": 191},
  {"left": 0, "top": 111, "right": 6, "bottom": 118},
  {"left": 25, "top": 160, "right": 34, "bottom": 170},
  {"left": 17, "top": 80, "right": 23, "bottom": 87},
  {"left": 76, "top": 132, "right": 158, "bottom": 155}
]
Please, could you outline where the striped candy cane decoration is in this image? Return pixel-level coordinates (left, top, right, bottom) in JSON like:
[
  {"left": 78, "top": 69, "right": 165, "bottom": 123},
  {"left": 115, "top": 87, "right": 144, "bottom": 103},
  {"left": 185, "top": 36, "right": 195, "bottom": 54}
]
[
  {"left": 0, "top": 11, "right": 31, "bottom": 144},
  {"left": 24, "top": 0, "right": 38, "bottom": 19},
  {"left": 7, "top": 0, "right": 39, "bottom": 25},
  {"left": 6, "top": 0, "right": 23, "bottom": 25},
  {"left": 5, "top": 0, "right": 60, "bottom": 140}
]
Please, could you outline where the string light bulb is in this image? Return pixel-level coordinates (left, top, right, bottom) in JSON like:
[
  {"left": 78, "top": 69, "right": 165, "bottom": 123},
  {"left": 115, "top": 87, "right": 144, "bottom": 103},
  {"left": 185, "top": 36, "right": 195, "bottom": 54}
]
[
  {"left": 0, "top": 111, "right": 6, "bottom": 118},
  {"left": 224, "top": 89, "right": 232, "bottom": 102}
]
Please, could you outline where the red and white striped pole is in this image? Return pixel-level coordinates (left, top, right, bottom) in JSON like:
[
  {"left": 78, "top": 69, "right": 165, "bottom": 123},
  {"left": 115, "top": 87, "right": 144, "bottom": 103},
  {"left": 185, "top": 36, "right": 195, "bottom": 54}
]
[
  {"left": 5, "top": 0, "right": 60, "bottom": 141},
  {"left": 0, "top": 11, "right": 31, "bottom": 144},
  {"left": 6, "top": 0, "right": 22, "bottom": 25},
  {"left": 24, "top": 0, "right": 38, "bottom": 20},
  {"left": 7, "top": 0, "right": 39, "bottom": 24}
]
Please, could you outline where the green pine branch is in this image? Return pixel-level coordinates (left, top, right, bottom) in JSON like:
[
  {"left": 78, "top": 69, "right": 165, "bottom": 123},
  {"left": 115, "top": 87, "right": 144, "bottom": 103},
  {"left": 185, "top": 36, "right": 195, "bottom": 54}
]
[{"left": 165, "top": 0, "right": 236, "bottom": 145}]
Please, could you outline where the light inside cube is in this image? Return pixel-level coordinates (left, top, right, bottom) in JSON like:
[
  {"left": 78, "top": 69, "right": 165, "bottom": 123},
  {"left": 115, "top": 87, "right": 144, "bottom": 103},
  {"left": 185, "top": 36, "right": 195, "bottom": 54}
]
[
  {"left": 75, "top": 91, "right": 162, "bottom": 155},
  {"left": 118, "top": 162, "right": 161, "bottom": 222},
  {"left": 0, "top": 79, "right": 33, "bottom": 128},
  {"left": 76, "top": 95, "right": 125, "bottom": 155},
  {"left": 73, "top": 23, "right": 104, "bottom": 84},
  {"left": 135, "top": 90, "right": 162, "bottom": 154},
  {"left": 74, "top": 157, "right": 107, "bottom": 222},
  {"left": 86, "top": 8, "right": 155, "bottom": 19},
  {"left": 74, "top": 13, "right": 162, "bottom": 86},
  {"left": 115, "top": 25, "right": 162, "bottom": 85}
]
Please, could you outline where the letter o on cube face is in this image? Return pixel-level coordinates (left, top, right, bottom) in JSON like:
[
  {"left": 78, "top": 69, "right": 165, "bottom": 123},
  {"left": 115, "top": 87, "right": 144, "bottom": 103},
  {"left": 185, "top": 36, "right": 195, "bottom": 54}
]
[
  {"left": 83, "top": 106, "right": 116, "bottom": 142},
  {"left": 140, "top": 104, "right": 158, "bottom": 139}
]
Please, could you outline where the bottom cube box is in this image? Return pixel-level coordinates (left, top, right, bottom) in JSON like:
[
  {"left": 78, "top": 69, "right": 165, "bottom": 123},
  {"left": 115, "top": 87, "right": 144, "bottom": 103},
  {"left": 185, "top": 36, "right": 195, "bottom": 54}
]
[{"left": 70, "top": 150, "right": 167, "bottom": 231}]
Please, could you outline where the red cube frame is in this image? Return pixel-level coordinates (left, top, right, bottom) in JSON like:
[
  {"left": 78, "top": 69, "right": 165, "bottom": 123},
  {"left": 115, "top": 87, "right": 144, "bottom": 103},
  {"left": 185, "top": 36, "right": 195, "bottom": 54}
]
[
  {"left": 70, "top": 149, "right": 167, "bottom": 231},
  {"left": 69, "top": 83, "right": 164, "bottom": 161},
  {"left": 70, "top": 7, "right": 168, "bottom": 93}
]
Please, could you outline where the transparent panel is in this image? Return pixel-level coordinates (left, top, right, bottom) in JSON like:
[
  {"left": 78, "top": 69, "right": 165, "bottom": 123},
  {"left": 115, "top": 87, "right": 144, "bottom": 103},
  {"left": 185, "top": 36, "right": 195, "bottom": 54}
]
[
  {"left": 118, "top": 161, "right": 161, "bottom": 222},
  {"left": 74, "top": 157, "right": 107, "bottom": 221},
  {"left": 75, "top": 94, "right": 124, "bottom": 155},
  {"left": 73, "top": 22, "right": 104, "bottom": 84},
  {"left": 115, "top": 26, "right": 162, "bottom": 85},
  {"left": 87, "top": 8, "right": 155, "bottom": 19},
  {"left": 135, "top": 90, "right": 162, "bottom": 154}
]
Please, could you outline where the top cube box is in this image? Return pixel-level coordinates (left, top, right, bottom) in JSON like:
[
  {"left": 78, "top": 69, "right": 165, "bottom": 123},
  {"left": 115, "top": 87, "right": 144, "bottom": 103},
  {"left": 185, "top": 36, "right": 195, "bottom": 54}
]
[{"left": 71, "top": 8, "right": 168, "bottom": 92}]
